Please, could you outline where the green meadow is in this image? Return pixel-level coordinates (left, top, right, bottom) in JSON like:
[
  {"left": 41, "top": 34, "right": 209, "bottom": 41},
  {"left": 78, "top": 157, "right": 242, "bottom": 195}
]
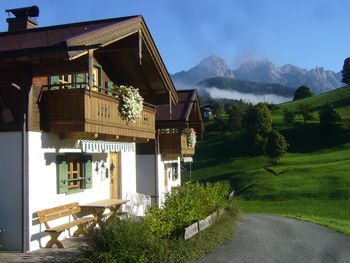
[{"left": 184, "top": 86, "right": 350, "bottom": 235}]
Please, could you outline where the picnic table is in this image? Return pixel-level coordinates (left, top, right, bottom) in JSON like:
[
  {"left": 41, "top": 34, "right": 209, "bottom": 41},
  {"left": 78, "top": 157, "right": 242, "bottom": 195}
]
[{"left": 80, "top": 199, "right": 128, "bottom": 232}]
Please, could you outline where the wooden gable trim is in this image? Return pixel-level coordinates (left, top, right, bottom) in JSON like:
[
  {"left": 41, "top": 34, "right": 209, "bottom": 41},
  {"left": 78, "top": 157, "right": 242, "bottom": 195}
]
[{"left": 66, "top": 16, "right": 178, "bottom": 105}]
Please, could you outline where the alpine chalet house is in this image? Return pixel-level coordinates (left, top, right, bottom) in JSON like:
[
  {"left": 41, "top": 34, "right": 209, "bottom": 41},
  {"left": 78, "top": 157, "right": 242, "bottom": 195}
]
[
  {"left": 0, "top": 6, "right": 178, "bottom": 252},
  {"left": 136, "top": 89, "right": 203, "bottom": 204}
]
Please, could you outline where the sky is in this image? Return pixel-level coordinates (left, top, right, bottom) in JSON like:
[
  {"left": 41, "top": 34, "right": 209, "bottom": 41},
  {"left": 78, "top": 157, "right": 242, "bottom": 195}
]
[{"left": 0, "top": 0, "right": 349, "bottom": 74}]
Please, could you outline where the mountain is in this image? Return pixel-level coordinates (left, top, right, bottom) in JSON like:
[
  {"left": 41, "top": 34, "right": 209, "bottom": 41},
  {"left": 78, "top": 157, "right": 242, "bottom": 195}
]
[
  {"left": 234, "top": 59, "right": 342, "bottom": 94},
  {"left": 171, "top": 56, "right": 342, "bottom": 94},
  {"left": 172, "top": 55, "right": 235, "bottom": 88},
  {"left": 198, "top": 77, "right": 295, "bottom": 97}
]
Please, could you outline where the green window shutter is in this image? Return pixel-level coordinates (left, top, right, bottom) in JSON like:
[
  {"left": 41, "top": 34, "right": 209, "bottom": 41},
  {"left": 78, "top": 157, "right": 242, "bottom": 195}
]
[
  {"left": 57, "top": 155, "right": 68, "bottom": 194},
  {"left": 83, "top": 155, "right": 93, "bottom": 189}
]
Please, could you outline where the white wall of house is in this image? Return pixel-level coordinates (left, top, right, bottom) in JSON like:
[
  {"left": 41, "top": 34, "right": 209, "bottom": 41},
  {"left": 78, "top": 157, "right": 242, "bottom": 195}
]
[
  {"left": 120, "top": 150, "right": 137, "bottom": 199},
  {"left": 27, "top": 132, "right": 136, "bottom": 251},
  {"left": 158, "top": 156, "right": 181, "bottom": 205},
  {"left": 0, "top": 132, "right": 23, "bottom": 251},
  {"left": 136, "top": 154, "right": 181, "bottom": 206},
  {"left": 136, "top": 155, "right": 156, "bottom": 198}
]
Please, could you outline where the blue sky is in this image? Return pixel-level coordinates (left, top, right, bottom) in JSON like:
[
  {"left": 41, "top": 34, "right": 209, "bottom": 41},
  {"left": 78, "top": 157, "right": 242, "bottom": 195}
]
[{"left": 0, "top": 0, "right": 348, "bottom": 74}]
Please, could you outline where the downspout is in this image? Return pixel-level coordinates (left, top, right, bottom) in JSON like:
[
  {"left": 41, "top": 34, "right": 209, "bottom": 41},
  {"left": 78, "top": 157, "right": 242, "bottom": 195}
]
[
  {"left": 154, "top": 130, "right": 159, "bottom": 206},
  {"left": 22, "top": 97, "right": 28, "bottom": 252},
  {"left": 12, "top": 82, "right": 29, "bottom": 252}
]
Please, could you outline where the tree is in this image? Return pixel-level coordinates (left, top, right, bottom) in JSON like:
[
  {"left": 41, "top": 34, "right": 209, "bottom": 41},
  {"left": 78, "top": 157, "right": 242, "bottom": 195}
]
[
  {"left": 283, "top": 109, "right": 295, "bottom": 126},
  {"left": 319, "top": 101, "right": 341, "bottom": 128},
  {"left": 341, "top": 57, "right": 350, "bottom": 85},
  {"left": 264, "top": 129, "right": 288, "bottom": 164},
  {"left": 214, "top": 101, "right": 227, "bottom": 132},
  {"left": 293, "top": 85, "right": 313, "bottom": 101},
  {"left": 243, "top": 103, "right": 272, "bottom": 137},
  {"left": 298, "top": 103, "right": 313, "bottom": 124},
  {"left": 227, "top": 104, "right": 243, "bottom": 133}
]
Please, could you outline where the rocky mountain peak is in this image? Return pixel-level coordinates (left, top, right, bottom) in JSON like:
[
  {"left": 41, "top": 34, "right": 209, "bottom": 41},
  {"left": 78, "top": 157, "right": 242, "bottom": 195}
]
[{"left": 172, "top": 55, "right": 235, "bottom": 86}]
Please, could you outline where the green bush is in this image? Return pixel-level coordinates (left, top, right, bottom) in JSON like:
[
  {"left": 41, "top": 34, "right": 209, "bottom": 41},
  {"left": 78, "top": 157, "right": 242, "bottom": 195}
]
[
  {"left": 144, "top": 181, "right": 231, "bottom": 238},
  {"left": 78, "top": 219, "right": 170, "bottom": 263},
  {"left": 78, "top": 198, "right": 240, "bottom": 263}
]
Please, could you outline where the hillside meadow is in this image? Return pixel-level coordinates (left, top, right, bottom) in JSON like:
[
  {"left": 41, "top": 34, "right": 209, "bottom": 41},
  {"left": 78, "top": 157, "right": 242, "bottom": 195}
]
[{"left": 184, "top": 86, "right": 350, "bottom": 235}]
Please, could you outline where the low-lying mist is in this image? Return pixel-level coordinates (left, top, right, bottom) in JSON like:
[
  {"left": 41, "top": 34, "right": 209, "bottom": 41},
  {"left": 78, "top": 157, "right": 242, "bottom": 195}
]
[{"left": 205, "top": 87, "right": 292, "bottom": 104}]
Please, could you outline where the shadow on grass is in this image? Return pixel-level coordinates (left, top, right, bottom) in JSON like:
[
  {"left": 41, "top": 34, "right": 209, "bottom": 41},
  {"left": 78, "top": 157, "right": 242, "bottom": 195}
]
[
  {"left": 281, "top": 123, "right": 350, "bottom": 153},
  {"left": 193, "top": 133, "right": 258, "bottom": 170}
]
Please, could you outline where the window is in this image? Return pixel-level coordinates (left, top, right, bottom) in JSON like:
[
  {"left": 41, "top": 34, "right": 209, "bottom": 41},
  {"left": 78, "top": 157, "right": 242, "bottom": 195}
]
[
  {"left": 57, "top": 154, "right": 92, "bottom": 194},
  {"left": 171, "top": 163, "right": 179, "bottom": 181},
  {"left": 92, "top": 65, "right": 102, "bottom": 92}
]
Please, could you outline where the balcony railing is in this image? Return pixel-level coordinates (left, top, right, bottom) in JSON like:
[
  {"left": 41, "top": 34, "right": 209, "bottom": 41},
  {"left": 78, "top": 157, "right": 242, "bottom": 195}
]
[
  {"left": 159, "top": 129, "right": 195, "bottom": 158},
  {"left": 40, "top": 82, "right": 156, "bottom": 141}
]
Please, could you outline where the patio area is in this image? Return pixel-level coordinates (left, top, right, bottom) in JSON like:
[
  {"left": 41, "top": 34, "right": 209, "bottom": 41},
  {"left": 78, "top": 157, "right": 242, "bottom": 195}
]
[{"left": 0, "top": 237, "right": 88, "bottom": 263}]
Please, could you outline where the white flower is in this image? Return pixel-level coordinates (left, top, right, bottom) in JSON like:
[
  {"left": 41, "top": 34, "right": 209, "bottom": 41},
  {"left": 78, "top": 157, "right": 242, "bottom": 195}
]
[
  {"left": 114, "top": 85, "right": 143, "bottom": 123},
  {"left": 187, "top": 128, "right": 197, "bottom": 148}
]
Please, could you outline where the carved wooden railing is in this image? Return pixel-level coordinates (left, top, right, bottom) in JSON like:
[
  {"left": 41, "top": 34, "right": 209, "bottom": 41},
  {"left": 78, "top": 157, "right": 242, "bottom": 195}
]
[
  {"left": 40, "top": 83, "right": 156, "bottom": 140},
  {"left": 159, "top": 129, "right": 195, "bottom": 158}
]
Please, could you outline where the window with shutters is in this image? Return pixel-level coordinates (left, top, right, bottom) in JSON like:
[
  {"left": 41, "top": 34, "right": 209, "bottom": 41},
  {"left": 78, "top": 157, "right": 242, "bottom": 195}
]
[{"left": 57, "top": 154, "right": 92, "bottom": 194}]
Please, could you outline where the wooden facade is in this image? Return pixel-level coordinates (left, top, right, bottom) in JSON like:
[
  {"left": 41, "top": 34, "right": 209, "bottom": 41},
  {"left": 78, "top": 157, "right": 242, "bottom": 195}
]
[
  {"left": 41, "top": 88, "right": 156, "bottom": 141},
  {"left": 159, "top": 131, "right": 195, "bottom": 158}
]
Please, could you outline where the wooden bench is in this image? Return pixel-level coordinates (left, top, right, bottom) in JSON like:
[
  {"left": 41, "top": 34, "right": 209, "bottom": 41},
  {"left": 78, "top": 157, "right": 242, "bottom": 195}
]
[{"left": 36, "top": 202, "right": 97, "bottom": 248}]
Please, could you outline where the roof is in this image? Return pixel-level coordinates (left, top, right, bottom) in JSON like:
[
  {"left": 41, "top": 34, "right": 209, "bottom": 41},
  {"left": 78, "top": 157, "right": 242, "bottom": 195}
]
[
  {"left": 0, "top": 16, "right": 137, "bottom": 53},
  {"left": 0, "top": 14, "right": 178, "bottom": 103},
  {"left": 156, "top": 89, "right": 199, "bottom": 121}
]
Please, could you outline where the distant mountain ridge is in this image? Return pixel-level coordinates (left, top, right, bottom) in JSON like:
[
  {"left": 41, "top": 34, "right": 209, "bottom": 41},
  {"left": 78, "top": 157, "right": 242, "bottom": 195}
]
[
  {"left": 234, "top": 59, "right": 342, "bottom": 94},
  {"left": 171, "top": 55, "right": 342, "bottom": 94}
]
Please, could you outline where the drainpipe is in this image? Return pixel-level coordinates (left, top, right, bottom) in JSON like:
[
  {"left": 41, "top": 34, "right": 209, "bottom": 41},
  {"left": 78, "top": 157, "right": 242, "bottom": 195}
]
[
  {"left": 12, "top": 83, "right": 29, "bottom": 252},
  {"left": 154, "top": 132, "right": 159, "bottom": 206}
]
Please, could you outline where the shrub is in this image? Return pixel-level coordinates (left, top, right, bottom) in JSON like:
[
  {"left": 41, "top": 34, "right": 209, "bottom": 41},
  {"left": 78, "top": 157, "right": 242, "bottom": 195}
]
[
  {"left": 144, "top": 182, "right": 231, "bottom": 238},
  {"left": 283, "top": 109, "right": 295, "bottom": 126},
  {"left": 319, "top": 101, "right": 341, "bottom": 128},
  {"left": 78, "top": 219, "right": 170, "bottom": 263},
  {"left": 78, "top": 195, "right": 240, "bottom": 263}
]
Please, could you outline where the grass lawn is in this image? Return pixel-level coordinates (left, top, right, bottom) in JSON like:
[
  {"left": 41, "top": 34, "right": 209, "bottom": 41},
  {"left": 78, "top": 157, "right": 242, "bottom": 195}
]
[{"left": 184, "top": 86, "right": 350, "bottom": 235}]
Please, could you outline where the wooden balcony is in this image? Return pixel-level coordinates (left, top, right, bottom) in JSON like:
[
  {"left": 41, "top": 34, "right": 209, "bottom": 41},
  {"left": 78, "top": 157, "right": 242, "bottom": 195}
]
[
  {"left": 159, "top": 131, "right": 195, "bottom": 158},
  {"left": 41, "top": 87, "right": 156, "bottom": 141}
]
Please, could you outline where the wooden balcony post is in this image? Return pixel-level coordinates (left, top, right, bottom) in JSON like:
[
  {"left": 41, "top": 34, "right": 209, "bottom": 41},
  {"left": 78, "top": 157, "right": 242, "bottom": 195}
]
[{"left": 88, "top": 49, "right": 94, "bottom": 94}]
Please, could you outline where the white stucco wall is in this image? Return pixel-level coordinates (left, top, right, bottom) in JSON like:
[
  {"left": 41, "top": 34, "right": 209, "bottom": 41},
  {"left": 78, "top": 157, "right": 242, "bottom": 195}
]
[
  {"left": 136, "top": 154, "right": 181, "bottom": 206},
  {"left": 158, "top": 156, "right": 181, "bottom": 205},
  {"left": 120, "top": 150, "right": 137, "bottom": 199},
  {"left": 27, "top": 132, "right": 136, "bottom": 251},
  {"left": 0, "top": 132, "right": 22, "bottom": 251},
  {"left": 136, "top": 155, "right": 156, "bottom": 198}
]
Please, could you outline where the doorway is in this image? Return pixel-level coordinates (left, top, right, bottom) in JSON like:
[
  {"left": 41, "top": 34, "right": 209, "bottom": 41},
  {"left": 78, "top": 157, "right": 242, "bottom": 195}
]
[{"left": 109, "top": 152, "right": 121, "bottom": 198}]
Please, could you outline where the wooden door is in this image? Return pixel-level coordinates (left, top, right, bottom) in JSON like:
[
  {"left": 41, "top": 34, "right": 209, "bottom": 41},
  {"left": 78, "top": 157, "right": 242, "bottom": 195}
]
[{"left": 109, "top": 152, "right": 121, "bottom": 198}]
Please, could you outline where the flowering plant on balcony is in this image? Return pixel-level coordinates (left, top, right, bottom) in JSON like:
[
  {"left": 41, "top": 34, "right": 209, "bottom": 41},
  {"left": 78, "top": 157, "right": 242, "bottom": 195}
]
[
  {"left": 114, "top": 85, "right": 143, "bottom": 123},
  {"left": 187, "top": 128, "right": 197, "bottom": 148}
]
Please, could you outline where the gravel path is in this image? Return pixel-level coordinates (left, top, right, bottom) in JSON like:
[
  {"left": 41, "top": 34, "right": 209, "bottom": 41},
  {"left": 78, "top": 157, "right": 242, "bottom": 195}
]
[{"left": 198, "top": 214, "right": 350, "bottom": 263}]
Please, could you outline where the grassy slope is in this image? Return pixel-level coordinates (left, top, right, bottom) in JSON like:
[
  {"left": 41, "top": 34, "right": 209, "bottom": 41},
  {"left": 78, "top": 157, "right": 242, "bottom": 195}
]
[{"left": 185, "top": 86, "right": 350, "bottom": 235}]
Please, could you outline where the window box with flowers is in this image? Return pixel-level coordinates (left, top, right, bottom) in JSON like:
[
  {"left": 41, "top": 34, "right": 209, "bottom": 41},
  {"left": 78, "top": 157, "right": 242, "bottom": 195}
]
[
  {"left": 112, "top": 85, "right": 144, "bottom": 123},
  {"left": 187, "top": 128, "right": 197, "bottom": 149}
]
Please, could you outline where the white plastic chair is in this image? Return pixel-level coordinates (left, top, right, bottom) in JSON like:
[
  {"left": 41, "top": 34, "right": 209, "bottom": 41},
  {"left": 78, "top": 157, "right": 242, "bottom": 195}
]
[{"left": 125, "top": 192, "right": 151, "bottom": 217}]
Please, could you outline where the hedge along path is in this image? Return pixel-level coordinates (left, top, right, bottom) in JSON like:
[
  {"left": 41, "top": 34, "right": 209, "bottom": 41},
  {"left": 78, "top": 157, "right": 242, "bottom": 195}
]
[{"left": 184, "top": 190, "right": 234, "bottom": 240}]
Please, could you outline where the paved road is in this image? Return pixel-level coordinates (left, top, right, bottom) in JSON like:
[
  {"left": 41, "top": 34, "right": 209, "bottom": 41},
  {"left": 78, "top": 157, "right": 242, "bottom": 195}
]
[{"left": 198, "top": 214, "right": 350, "bottom": 263}]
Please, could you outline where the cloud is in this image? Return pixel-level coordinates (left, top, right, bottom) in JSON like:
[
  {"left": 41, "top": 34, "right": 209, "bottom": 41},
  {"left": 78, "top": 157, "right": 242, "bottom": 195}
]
[{"left": 206, "top": 87, "right": 292, "bottom": 104}]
